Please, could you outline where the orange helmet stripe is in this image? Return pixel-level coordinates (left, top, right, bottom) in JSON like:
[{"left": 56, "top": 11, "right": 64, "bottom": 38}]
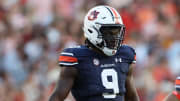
[{"left": 110, "top": 7, "right": 120, "bottom": 24}]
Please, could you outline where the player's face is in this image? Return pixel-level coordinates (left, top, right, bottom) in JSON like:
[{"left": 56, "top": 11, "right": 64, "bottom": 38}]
[{"left": 100, "top": 26, "right": 122, "bottom": 49}]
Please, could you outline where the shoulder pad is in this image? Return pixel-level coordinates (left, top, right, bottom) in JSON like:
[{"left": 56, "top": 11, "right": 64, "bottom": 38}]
[
  {"left": 58, "top": 45, "right": 92, "bottom": 67},
  {"left": 117, "top": 45, "right": 136, "bottom": 64}
]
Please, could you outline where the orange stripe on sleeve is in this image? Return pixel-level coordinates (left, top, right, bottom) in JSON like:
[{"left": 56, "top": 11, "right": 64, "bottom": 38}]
[
  {"left": 110, "top": 7, "right": 120, "bottom": 24},
  {"left": 59, "top": 56, "right": 78, "bottom": 63},
  {"left": 134, "top": 55, "right": 136, "bottom": 61},
  {"left": 176, "top": 79, "right": 180, "bottom": 85}
]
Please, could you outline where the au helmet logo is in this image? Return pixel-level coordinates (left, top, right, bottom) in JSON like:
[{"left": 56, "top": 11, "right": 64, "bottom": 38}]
[{"left": 88, "top": 10, "right": 99, "bottom": 21}]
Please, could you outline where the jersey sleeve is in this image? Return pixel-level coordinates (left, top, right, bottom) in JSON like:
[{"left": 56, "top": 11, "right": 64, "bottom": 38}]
[
  {"left": 118, "top": 45, "right": 136, "bottom": 64},
  {"left": 175, "top": 76, "right": 180, "bottom": 91},
  {"left": 132, "top": 50, "right": 136, "bottom": 64},
  {"left": 129, "top": 46, "right": 136, "bottom": 64},
  {"left": 58, "top": 48, "right": 78, "bottom": 67}
]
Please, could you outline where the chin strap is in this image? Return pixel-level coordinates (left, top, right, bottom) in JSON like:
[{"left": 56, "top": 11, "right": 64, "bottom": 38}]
[
  {"left": 102, "top": 47, "right": 116, "bottom": 56},
  {"left": 173, "top": 91, "right": 180, "bottom": 100}
]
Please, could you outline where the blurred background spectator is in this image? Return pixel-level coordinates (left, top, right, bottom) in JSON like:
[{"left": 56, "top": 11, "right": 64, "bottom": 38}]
[{"left": 0, "top": 0, "right": 179, "bottom": 101}]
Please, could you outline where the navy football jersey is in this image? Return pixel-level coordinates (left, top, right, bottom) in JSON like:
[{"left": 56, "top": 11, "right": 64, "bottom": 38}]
[{"left": 59, "top": 45, "right": 136, "bottom": 101}]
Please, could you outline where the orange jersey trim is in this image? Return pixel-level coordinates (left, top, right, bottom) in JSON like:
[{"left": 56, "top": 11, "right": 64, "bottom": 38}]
[
  {"left": 110, "top": 7, "right": 120, "bottom": 24},
  {"left": 176, "top": 79, "right": 180, "bottom": 85},
  {"left": 59, "top": 56, "right": 78, "bottom": 63},
  {"left": 134, "top": 55, "right": 136, "bottom": 61}
]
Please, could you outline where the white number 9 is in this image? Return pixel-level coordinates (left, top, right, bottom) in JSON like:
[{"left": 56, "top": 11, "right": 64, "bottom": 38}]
[{"left": 101, "top": 69, "right": 119, "bottom": 98}]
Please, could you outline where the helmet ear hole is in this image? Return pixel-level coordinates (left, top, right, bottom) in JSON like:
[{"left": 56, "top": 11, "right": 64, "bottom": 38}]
[{"left": 88, "top": 29, "right": 93, "bottom": 33}]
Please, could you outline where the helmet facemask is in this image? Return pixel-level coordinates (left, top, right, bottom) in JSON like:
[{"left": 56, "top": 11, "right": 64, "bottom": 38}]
[{"left": 97, "top": 24, "right": 125, "bottom": 51}]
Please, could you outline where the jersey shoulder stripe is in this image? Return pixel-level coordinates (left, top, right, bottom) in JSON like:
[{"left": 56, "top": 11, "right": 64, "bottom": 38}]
[
  {"left": 176, "top": 79, "right": 180, "bottom": 85},
  {"left": 61, "top": 52, "right": 74, "bottom": 56},
  {"left": 59, "top": 48, "right": 79, "bottom": 67},
  {"left": 175, "top": 77, "right": 180, "bottom": 85},
  {"left": 59, "top": 56, "right": 78, "bottom": 63},
  {"left": 59, "top": 62, "right": 78, "bottom": 66},
  {"left": 175, "top": 76, "right": 180, "bottom": 91}
]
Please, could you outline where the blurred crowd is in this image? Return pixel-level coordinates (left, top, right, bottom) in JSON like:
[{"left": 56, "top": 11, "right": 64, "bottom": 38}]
[{"left": 0, "top": 0, "right": 179, "bottom": 101}]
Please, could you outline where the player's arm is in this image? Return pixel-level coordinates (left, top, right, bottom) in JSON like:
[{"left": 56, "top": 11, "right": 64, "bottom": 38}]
[
  {"left": 164, "top": 93, "right": 179, "bottom": 101},
  {"left": 164, "top": 76, "right": 180, "bottom": 101},
  {"left": 49, "top": 66, "right": 78, "bottom": 101},
  {"left": 125, "top": 64, "right": 139, "bottom": 101}
]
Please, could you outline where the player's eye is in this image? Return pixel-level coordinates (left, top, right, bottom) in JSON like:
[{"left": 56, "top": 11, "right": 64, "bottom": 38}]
[{"left": 100, "top": 26, "right": 120, "bottom": 36}]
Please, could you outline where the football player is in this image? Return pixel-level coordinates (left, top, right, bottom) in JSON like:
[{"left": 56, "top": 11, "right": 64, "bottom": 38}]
[
  {"left": 164, "top": 77, "right": 180, "bottom": 101},
  {"left": 49, "top": 5, "right": 139, "bottom": 101}
]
